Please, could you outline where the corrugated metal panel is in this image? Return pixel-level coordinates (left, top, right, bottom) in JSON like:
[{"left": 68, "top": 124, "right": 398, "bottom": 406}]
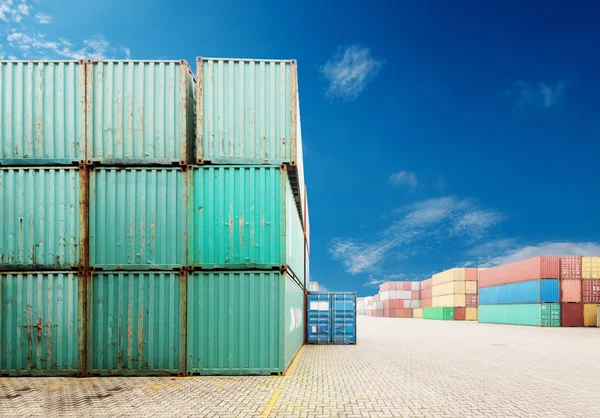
[
  {"left": 432, "top": 268, "right": 466, "bottom": 286},
  {"left": 561, "top": 279, "right": 582, "bottom": 303},
  {"left": 582, "top": 256, "right": 600, "bottom": 279},
  {"left": 422, "top": 307, "right": 454, "bottom": 320},
  {"left": 479, "top": 279, "right": 559, "bottom": 305},
  {"left": 432, "top": 294, "right": 466, "bottom": 307},
  {"left": 331, "top": 293, "right": 356, "bottom": 344},
  {"left": 582, "top": 280, "right": 600, "bottom": 303},
  {"left": 465, "top": 281, "right": 478, "bottom": 294},
  {"left": 196, "top": 58, "right": 298, "bottom": 165},
  {"left": 307, "top": 293, "right": 330, "bottom": 344},
  {"left": 454, "top": 307, "right": 466, "bottom": 320},
  {"left": 465, "top": 307, "right": 478, "bottom": 321},
  {"left": 0, "top": 61, "right": 85, "bottom": 163},
  {"left": 478, "top": 304, "right": 560, "bottom": 327},
  {"left": 88, "top": 272, "right": 183, "bottom": 375},
  {"left": 380, "top": 290, "right": 412, "bottom": 300},
  {"left": 0, "top": 272, "right": 79, "bottom": 375},
  {"left": 561, "top": 303, "right": 583, "bottom": 327},
  {"left": 413, "top": 308, "right": 422, "bottom": 318},
  {"left": 187, "top": 271, "right": 295, "bottom": 375},
  {"left": 560, "top": 256, "right": 582, "bottom": 279},
  {"left": 479, "top": 256, "right": 560, "bottom": 288},
  {"left": 0, "top": 168, "right": 80, "bottom": 269},
  {"left": 283, "top": 277, "right": 304, "bottom": 365},
  {"left": 86, "top": 61, "right": 194, "bottom": 164},
  {"left": 583, "top": 304, "right": 599, "bottom": 326},
  {"left": 89, "top": 168, "right": 187, "bottom": 269},
  {"left": 432, "top": 281, "right": 466, "bottom": 296},
  {"left": 190, "top": 166, "right": 304, "bottom": 278}
]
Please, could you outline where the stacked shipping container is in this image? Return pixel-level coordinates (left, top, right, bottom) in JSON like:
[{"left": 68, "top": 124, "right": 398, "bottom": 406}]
[
  {"left": 423, "top": 268, "right": 479, "bottom": 321},
  {"left": 582, "top": 256, "right": 600, "bottom": 326},
  {"left": 0, "top": 58, "right": 308, "bottom": 376},
  {"left": 379, "top": 281, "right": 420, "bottom": 318}
]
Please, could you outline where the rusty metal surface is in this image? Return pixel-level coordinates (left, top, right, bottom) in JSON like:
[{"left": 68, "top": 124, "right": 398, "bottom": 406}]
[
  {"left": 0, "top": 167, "right": 81, "bottom": 269},
  {"left": 85, "top": 60, "right": 194, "bottom": 165},
  {"left": 0, "top": 61, "right": 85, "bottom": 163},
  {"left": 89, "top": 167, "right": 188, "bottom": 269},
  {"left": 0, "top": 272, "right": 80, "bottom": 376}
]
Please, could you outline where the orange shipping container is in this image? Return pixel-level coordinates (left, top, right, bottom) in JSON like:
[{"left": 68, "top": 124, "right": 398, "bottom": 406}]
[
  {"left": 465, "top": 268, "right": 478, "bottom": 281},
  {"left": 561, "top": 279, "right": 582, "bottom": 303},
  {"left": 560, "top": 256, "right": 582, "bottom": 279},
  {"left": 454, "top": 307, "right": 466, "bottom": 320},
  {"left": 411, "top": 290, "right": 420, "bottom": 299},
  {"left": 479, "top": 256, "right": 560, "bottom": 288},
  {"left": 420, "top": 278, "right": 433, "bottom": 290},
  {"left": 420, "top": 288, "right": 432, "bottom": 299},
  {"left": 421, "top": 298, "right": 432, "bottom": 308}
]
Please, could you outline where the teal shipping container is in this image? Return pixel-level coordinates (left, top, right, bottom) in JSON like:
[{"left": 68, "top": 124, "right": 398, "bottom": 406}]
[
  {"left": 89, "top": 168, "right": 188, "bottom": 269},
  {"left": 186, "top": 271, "right": 304, "bottom": 375},
  {"left": 478, "top": 303, "right": 561, "bottom": 327},
  {"left": 87, "top": 272, "right": 185, "bottom": 375},
  {"left": 0, "top": 61, "right": 85, "bottom": 164},
  {"left": 0, "top": 272, "right": 81, "bottom": 376},
  {"left": 190, "top": 166, "right": 304, "bottom": 280},
  {"left": 86, "top": 60, "right": 195, "bottom": 165},
  {"left": 0, "top": 168, "right": 82, "bottom": 269}
]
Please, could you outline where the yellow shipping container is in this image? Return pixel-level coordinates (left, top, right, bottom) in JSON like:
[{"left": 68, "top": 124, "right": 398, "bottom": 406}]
[
  {"left": 413, "top": 308, "right": 422, "bottom": 318},
  {"left": 582, "top": 256, "right": 600, "bottom": 279},
  {"left": 432, "top": 294, "right": 466, "bottom": 307},
  {"left": 583, "top": 304, "right": 600, "bottom": 327},
  {"left": 465, "top": 281, "right": 478, "bottom": 294},
  {"left": 465, "top": 307, "right": 478, "bottom": 321},
  {"left": 432, "top": 281, "right": 466, "bottom": 296},
  {"left": 432, "top": 268, "right": 466, "bottom": 286}
]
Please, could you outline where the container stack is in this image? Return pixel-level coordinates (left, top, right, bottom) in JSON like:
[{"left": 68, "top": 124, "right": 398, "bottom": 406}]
[
  {"left": 420, "top": 278, "right": 433, "bottom": 309},
  {"left": 478, "top": 256, "right": 561, "bottom": 327},
  {"left": 357, "top": 297, "right": 366, "bottom": 315},
  {"left": 424, "top": 268, "right": 479, "bottom": 321},
  {"left": 560, "top": 256, "right": 583, "bottom": 326},
  {"left": 379, "top": 281, "right": 420, "bottom": 318},
  {"left": 0, "top": 58, "right": 308, "bottom": 377},
  {"left": 582, "top": 256, "right": 600, "bottom": 326}
]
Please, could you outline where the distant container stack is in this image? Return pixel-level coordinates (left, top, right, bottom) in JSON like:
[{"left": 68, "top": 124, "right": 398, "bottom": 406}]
[
  {"left": 582, "top": 256, "right": 600, "bottom": 327},
  {"left": 479, "top": 257, "right": 561, "bottom": 327},
  {"left": 423, "top": 268, "right": 479, "bottom": 321},
  {"left": 379, "top": 281, "right": 420, "bottom": 318}
]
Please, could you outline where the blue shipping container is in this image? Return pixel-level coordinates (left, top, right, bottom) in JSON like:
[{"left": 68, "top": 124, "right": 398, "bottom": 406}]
[
  {"left": 479, "top": 279, "right": 559, "bottom": 305},
  {"left": 307, "top": 292, "right": 356, "bottom": 345}
]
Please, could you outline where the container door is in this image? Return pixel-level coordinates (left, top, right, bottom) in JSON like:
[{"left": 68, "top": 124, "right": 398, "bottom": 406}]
[
  {"left": 331, "top": 293, "right": 356, "bottom": 344},
  {"left": 306, "top": 293, "right": 330, "bottom": 344}
]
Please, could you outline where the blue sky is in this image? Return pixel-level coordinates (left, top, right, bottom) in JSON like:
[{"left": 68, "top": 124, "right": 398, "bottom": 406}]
[{"left": 2, "top": 0, "right": 599, "bottom": 295}]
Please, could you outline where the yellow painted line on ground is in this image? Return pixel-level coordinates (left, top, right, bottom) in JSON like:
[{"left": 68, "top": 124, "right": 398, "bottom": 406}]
[
  {"left": 282, "top": 344, "right": 305, "bottom": 378},
  {"left": 259, "top": 388, "right": 282, "bottom": 418}
]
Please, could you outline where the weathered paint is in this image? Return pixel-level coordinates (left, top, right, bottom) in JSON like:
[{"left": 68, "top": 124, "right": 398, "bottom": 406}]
[
  {"left": 0, "top": 168, "right": 80, "bottom": 269},
  {"left": 186, "top": 271, "right": 304, "bottom": 375},
  {"left": 0, "top": 272, "right": 79, "bottom": 376},
  {"left": 87, "top": 272, "right": 183, "bottom": 375},
  {"left": 190, "top": 166, "right": 304, "bottom": 279},
  {"left": 86, "top": 60, "right": 195, "bottom": 164},
  {"left": 478, "top": 304, "right": 561, "bottom": 327},
  {"left": 0, "top": 61, "right": 85, "bottom": 163},
  {"left": 89, "top": 168, "right": 187, "bottom": 269}
]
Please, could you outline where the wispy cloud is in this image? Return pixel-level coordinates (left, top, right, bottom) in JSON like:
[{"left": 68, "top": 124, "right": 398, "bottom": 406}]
[
  {"left": 476, "top": 241, "right": 600, "bottom": 267},
  {"left": 389, "top": 171, "right": 418, "bottom": 189},
  {"left": 330, "top": 196, "right": 505, "bottom": 275},
  {"left": 34, "top": 12, "right": 51, "bottom": 24},
  {"left": 321, "top": 44, "right": 383, "bottom": 101},
  {"left": 0, "top": 0, "right": 30, "bottom": 23},
  {"left": 504, "top": 80, "right": 566, "bottom": 110}
]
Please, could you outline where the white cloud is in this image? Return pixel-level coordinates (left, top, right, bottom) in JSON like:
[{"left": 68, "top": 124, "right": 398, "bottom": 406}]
[
  {"left": 330, "top": 195, "right": 505, "bottom": 275},
  {"left": 505, "top": 80, "right": 566, "bottom": 110},
  {"left": 34, "top": 12, "right": 51, "bottom": 24},
  {"left": 480, "top": 242, "right": 600, "bottom": 267},
  {"left": 0, "top": 0, "right": 29, "bottom": 23},
  {"left": 389, "top": 171, "right": 418, "bottom": 189},
  {"left": 123, "top": 47, "right": 131, "bottom": 59},
  {"left": 7, "top": 32, "right": 124, "bottom": 59},
  {"left": 17, "top": 4, "right": 28, "bottom": 15},
  {"left": 321, "top": 44, "right": 383, "bottom": 101}
]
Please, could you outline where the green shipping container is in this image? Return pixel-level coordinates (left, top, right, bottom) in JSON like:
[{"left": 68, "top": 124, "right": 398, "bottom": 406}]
[
  {"left": 186, "top": 271, "right": 304, "bottom": 375},
  {"left": 0, "top": 272, "right": 81, "bottom": 376},
  {"left": 87, "top": 272, "right": 185, "bottom": 375},
  {"left": 86, "top": 60, "right": 195, "bottom": 164},
  {"left": 0, "top": 61, "right": 85, "bottom": 163},
  {"left": 478, "top": 303, "right": 561, "bottom": 327},
  {"left": 422, "top": 307, "right": 455, "bottom": 320},
  {"left": 89, "top": 168, "right": 188, "bottom": 269},
  {"left": 0, "top": 168, "right": 82, "bottom": 269},
  {"left": 190, "top": 166, "right": 304, "bottom": 281}
]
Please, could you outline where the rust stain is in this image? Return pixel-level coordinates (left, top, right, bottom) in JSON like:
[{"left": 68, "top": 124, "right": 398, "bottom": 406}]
[{"left": 138, "top": 310, "right": 144, "bottom": 369}]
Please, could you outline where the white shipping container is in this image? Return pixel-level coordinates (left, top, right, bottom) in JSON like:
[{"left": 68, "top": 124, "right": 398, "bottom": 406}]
[
  {"left": 411, "top": 282, "right": 420, "bottom": 291},
  {"left": 380, "top": 290, "right": 412, "bottom": 301}
]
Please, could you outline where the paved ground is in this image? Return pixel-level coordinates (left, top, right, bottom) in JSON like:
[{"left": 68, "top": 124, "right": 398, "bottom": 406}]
[{"left": 1, "top": 316, "right": 600, "bottom": 417}]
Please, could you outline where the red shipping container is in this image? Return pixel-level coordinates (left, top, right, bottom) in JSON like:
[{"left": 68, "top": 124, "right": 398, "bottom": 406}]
[
  {"left": 420, "top": 288, "right": 432, "bottom": 299},
  {"left": 560, "top": 256, "right": 582, "bottom": 279},
  {"left": 479, "top": 256, "right": 560, "bottom": 288},
  {"left": 454, "top": 307, "right": 466, "bottom": 321},
  {"left": 582, "top": 280, "right": 600, "bottom": 303},
  {"left": 420, "top": 278, "right": 433, "bottom": 290},
  {"left": 373, "top": 294, "right": 380, "bottom": 302},
  {"left": 561, "top": 279, "right": 582, "bottom": 303},
  {"left": 561, "top": 303, "right": 583, "bottom": 327},
  {"left": 465, "top": 294, "right": 478, "bottom": 307},
  {"left": 388, "top": 308, "right": 412, "bottom": 318},
  {"left": 411, "top": 290, "right": 420, "bottom": 300},
  {"left": 465, "top": 268, "right": 477, "bottom": 281},
  {"left": 383, "top": 300, "right": 404, "bottom": 309},
  {"left": 421, "top": 298, "right": 432, "bottom": 308}
]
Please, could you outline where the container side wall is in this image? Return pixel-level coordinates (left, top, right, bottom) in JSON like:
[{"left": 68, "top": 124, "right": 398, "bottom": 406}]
[
  {"left": 89, "top": 168, "right": 187, "bottom": 269},
  {"left": 0, "top": 272, "right": 79, "bottom": 375},
  {"left": 285, "top": 171, "right": 305, "bottom": 280},
  {"left": 561, "top": 279, "right": 582, "bottom": 303},
  {"left": 583, "top": 304, "right": 600, "bottom": 327},
  {"left": 582, "top": 257, "right": 600, "bottom": 279},
  {"left": 87, "top": 61, "right": 191, "bottom": 162},
  {"left": 89, "top": 272, "right": 181, "bottom": 374},
  {"left": 0, "top": 168, "right": 80, "bottom": 269},
  {"left": 187, "top": 271, "right": 283, "bottom": 375},
  {"left": 479, "top": 279, "right": 559, "bottom": 305},
  {"left": 283, "top": 275, "right": 304, "bottom": 365},
  {"left": 0, "top": 61, "right": 84, "bottom": 161},
  {"left": 582, "top": 280, "right": 600, "bottom": 303},
  {"left": 478, "top": 304, "right": 560, "bottom": 327}
]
